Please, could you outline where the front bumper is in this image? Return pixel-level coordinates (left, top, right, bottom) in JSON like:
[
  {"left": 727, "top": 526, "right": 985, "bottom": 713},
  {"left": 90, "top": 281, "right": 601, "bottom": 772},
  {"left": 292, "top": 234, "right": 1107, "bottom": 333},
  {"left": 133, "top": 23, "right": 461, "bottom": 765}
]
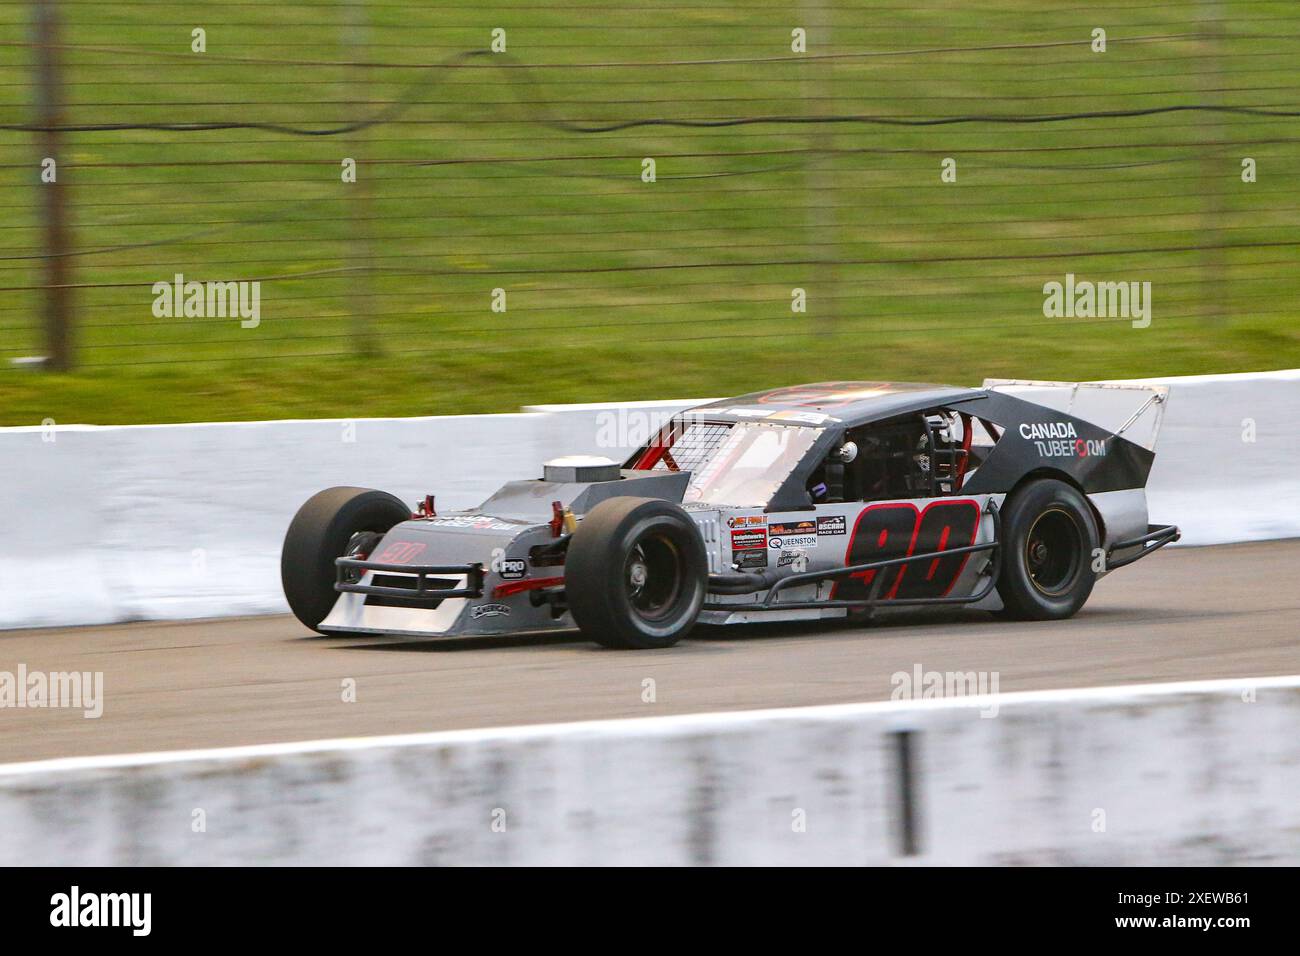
[
  {"left": 318, "top": 514, "right": 565, "bottom": 638},
  {"left": 334, "top": 556, "right": 485, "bottom": 602}
]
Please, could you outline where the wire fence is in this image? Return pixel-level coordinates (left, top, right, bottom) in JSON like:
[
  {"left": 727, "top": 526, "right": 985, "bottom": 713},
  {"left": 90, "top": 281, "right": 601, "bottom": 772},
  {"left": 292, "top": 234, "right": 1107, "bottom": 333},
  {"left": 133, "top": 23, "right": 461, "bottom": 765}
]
[{"left": 0, "top": 0, "right": 1296, "bottom": 397}]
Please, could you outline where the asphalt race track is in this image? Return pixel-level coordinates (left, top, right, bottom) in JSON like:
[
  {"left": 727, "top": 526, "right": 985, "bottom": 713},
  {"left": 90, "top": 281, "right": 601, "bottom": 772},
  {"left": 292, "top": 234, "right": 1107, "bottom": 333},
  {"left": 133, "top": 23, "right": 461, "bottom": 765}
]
[{"left": 2, "top": 539, "right": 1297, "bottom": 764}]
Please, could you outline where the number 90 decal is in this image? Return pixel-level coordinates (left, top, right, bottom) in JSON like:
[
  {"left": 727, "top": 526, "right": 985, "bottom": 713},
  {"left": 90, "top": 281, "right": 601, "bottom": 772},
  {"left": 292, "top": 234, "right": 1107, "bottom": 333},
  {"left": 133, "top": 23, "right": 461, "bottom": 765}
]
[
  {"left": 373, "top": 541, "right": 428, "bottom": 565},
  {"left": 833, "top": 499, "right": 982, "bottom": 601}
]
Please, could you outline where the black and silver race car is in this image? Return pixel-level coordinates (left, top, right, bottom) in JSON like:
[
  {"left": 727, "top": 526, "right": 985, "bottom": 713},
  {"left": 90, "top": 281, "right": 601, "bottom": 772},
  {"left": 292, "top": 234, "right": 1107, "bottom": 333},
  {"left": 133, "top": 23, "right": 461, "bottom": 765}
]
[{"left": 282, "top": 380, "right": 1179, "bottom": 648}]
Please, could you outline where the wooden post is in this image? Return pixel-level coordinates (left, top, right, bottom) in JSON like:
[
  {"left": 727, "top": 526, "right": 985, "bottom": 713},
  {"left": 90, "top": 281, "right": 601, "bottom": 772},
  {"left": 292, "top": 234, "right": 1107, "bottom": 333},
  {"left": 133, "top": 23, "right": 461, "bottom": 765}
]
[
  {"left": 34, "top": 0, "right": 73, "bottom": 370},
  {"left": 1197, "top": 1, "right": 1226, "bottom": 325},
  {"left": 342, "top": 0, "right": 378, "bottom": 357},
  {"left": 801, "top": 0, "right": 838, "bottom": 338}
]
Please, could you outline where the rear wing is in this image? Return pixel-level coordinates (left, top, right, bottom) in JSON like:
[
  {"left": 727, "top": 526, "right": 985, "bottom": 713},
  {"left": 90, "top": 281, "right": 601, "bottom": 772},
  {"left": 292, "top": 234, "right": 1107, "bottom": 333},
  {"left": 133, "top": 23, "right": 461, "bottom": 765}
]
[{"left": 981, "top": 379, "right": 1169, "bottom": 452}]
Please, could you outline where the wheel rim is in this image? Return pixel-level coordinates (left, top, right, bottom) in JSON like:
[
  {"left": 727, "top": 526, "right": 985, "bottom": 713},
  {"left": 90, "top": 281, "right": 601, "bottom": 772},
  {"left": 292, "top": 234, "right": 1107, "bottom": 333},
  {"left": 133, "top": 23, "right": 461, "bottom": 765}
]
[
  {"left": 624, "top": 532, "right": 683, "bottom": 622},
  {"left": 340, "top": 531, "right": 382, "bottom": 585},
  {"left": 1025, "top": 508, "right": 1083, "bottom": 596}
]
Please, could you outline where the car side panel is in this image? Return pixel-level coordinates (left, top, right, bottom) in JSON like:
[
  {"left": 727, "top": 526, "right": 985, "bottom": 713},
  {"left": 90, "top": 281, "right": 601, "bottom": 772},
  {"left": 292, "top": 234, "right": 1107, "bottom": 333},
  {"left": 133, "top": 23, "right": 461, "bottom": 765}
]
[
  {"left": 952, "top": 392, "right": 1155, "bottom": 495},
  {"left": 709, "top": 495, "right": 1000, "bottom": 613}
]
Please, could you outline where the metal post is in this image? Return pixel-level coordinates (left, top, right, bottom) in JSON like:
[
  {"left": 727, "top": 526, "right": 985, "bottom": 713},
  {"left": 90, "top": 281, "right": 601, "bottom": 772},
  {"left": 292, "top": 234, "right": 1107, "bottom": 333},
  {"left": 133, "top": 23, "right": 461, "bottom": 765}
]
[{"left": 34, "top": 0, "right": 73, "bottom": 370}]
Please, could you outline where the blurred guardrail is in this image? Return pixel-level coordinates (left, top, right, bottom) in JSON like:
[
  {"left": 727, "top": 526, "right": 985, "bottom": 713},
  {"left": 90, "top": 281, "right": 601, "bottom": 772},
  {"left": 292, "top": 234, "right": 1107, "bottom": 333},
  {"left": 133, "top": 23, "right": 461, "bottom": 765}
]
[
  {"left": 1, "top": 369, "right": 1297, "bottom": 630},
  {"left": 1, "top": 675, "right": 1295, "bottom": 865}
]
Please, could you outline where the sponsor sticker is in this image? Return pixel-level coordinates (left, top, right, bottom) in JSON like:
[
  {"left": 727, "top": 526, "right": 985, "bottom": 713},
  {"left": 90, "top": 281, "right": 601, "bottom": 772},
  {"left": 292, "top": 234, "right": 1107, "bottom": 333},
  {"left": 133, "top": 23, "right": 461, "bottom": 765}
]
[
  {"left": 470, "top": 603, "right": 511, "bottom": 619},
  {"left": 1020, "top": 421, "right": 1078, "bottom": 441},
  {"left": 776, "top": 550, "right": 809, "bottom": 571},
  {"left": 770, "top": 519, "right": 816, "bottom": 537},
  {"left": 427, "top": 514, "right": 519, "bottom": 531},
  {"left": 817, "top": 515, "right": 847, "bottom": 536},
  {"left": 769, "top": 534, "right": 817, "bottom": 550},
  {"left": 731, "top": 529, "right": 768, "bottom": 551},
  {"left": 766, "top": 410, "right": 829, "bottom": 425},
  {"left": 735, "top": 549, "right": 769, "bottom": 570},
  {"left": 1018, "top": 422, "right": 1108, "bottom": 458},
  {"left": 498, "top": 558, "right": 527, "bottom": 580},
  {"left": 726, "top": 515, "right": 767, "bottom": 529}
]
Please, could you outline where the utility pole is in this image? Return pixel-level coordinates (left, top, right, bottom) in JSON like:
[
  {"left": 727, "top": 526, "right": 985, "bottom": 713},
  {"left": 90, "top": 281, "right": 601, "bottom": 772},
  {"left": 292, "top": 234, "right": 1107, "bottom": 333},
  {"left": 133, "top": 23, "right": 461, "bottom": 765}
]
[{"left": 34, "top": 0, "right": 74, "bottom": 370}]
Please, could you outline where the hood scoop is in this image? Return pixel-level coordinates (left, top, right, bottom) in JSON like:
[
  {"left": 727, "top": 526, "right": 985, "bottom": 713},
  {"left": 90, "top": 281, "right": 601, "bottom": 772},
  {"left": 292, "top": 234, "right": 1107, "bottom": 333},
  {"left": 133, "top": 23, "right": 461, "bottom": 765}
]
[{"left": 542, "top": 455, "right": 622, "bottom": 483}]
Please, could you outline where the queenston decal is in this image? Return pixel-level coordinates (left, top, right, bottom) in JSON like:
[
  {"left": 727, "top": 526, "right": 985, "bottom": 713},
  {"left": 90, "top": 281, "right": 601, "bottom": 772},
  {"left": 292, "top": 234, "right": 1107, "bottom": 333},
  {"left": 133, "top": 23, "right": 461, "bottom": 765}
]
[{"left": 769, "top": 534, "right": 817, "bottom": 550}]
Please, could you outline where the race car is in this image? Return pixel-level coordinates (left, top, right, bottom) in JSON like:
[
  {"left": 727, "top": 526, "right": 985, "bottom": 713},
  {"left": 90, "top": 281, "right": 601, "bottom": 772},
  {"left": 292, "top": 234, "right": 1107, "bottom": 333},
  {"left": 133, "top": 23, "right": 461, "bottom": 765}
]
[{"left": 281, "top": 380, "right": 1180, "bottom": 649}]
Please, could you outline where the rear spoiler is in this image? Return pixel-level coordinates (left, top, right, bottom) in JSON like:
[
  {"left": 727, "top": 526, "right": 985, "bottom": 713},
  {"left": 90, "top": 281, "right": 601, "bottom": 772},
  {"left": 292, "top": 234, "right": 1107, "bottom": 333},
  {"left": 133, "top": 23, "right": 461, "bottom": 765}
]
[{"left": 981, "top": 379, "right": 1169, "bottom": 451}]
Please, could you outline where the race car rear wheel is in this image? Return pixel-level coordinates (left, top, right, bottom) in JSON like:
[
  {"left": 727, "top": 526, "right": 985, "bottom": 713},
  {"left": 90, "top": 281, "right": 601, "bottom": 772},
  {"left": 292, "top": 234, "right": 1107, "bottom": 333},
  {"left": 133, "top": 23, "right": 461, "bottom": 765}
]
[
  {"left": 565, "top": 497, "right": 707, "bottom": 649},
  {"left": 281, "top": 486, "right": 411, "bottom": 633},
  {"left": 995, "top": 478, "right": 1098, "bottom": 620}
]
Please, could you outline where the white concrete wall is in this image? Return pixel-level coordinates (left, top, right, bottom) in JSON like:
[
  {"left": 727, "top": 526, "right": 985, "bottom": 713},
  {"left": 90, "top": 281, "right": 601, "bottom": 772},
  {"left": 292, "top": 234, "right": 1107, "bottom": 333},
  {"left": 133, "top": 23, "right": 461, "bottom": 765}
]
[
  {"left": 0, "top": 676, "right": 1293, "bottom": 865},
  {"left": 1107, "top": 369, "right": 1300, "bottom": 545},
  {"left": 0, "top": 401, "right": 700, "bottom": 629},
  {"left": 1, "top": 369, "right": 1296, "bottom": 630}
]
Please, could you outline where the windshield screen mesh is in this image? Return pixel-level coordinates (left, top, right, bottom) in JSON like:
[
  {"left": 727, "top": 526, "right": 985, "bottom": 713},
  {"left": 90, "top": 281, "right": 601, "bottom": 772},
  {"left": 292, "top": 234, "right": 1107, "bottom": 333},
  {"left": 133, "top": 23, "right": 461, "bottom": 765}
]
[
  {"left": 652, "top": 421, "right": 733, "bottom": 475},
  {"left": 641, "top": 418, "right": 822, "bottom": 506}
]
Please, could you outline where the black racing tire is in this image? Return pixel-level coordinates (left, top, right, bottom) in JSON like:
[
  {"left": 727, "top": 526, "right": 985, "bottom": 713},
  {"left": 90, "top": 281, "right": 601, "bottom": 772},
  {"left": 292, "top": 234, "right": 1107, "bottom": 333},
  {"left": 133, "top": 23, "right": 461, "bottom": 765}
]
[
  {"left": 281, "top": 486, "right": 411, "bottom": 632},
  {"left": 565, "top": 496, "right": 707, "bottom": 649},
  {"left": 995, "top": 478, "right": 1099, "bottom": 621}
]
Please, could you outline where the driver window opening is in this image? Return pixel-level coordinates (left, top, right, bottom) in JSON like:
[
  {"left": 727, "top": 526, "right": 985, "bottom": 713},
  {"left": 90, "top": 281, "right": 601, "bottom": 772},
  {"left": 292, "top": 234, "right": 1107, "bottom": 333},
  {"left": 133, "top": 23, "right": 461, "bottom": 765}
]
[{"left": 805, "top": 410, "right": 1002, "bottom": 503}]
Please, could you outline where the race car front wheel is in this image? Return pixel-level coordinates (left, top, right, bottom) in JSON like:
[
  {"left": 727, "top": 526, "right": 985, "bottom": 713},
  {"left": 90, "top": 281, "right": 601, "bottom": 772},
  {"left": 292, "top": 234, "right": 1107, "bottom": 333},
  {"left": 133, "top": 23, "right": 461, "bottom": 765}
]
[
  {"left": 995, "top": 478, "right": 1099, "bottom": 620},
  {"left": 565, "top": 497, "right": 707, "bottom": 649},
  {"left": 281, "top": 486, "right": 411, "bottom": 632}
]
